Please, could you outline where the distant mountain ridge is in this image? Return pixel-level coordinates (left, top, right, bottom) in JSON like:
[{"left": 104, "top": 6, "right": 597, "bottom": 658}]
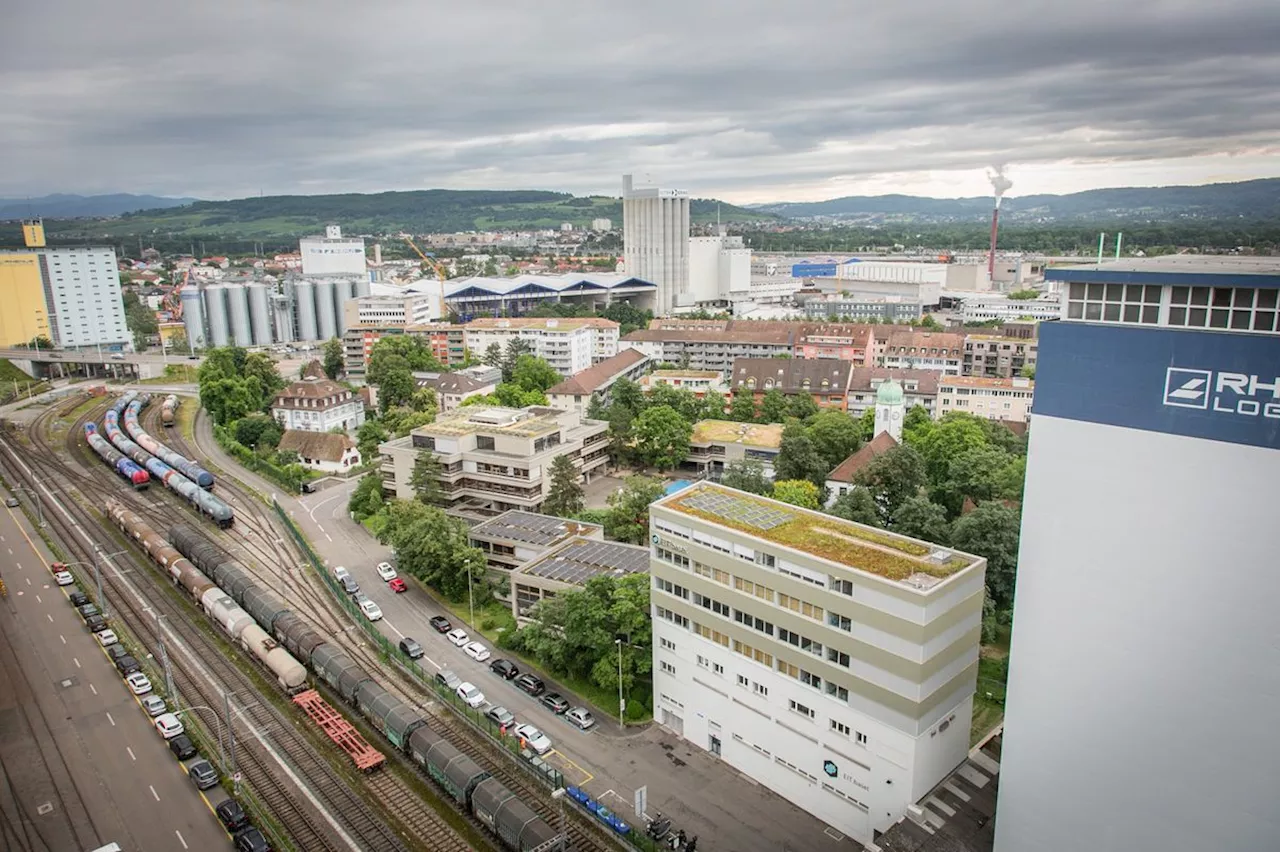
[
  {"left": 0, "top": 193, "right": 198, "bottom": 220},
  {"left": 753, "top": 178, "right": 1280, "bottom": 223}
]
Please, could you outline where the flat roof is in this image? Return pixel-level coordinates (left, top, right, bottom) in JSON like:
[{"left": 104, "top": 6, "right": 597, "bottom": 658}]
[
  {"left": 658, "top": 482, "right": 981, "bottom": 587},
  {"left": 517, "top": 537, "right": 649, "bottom": 586},
  {"left": 469, "top": 510, "right": 600, "bottom": 546},
  {"left": 691, "top": 420, "right": 784, "bottom": 448},
  {"left": 1046, "top": 257, "right": 1280, "bottom": 288},
  {"left": 419, "top": 405, "right": 564, "bottom": 438}
]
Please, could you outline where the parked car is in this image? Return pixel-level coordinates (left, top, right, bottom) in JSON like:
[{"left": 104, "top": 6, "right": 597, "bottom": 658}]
[
  {"left": 53, "top": 570, "right": 74, "bottom": 586},
  {"left": 154, "top": 713, "right": 185, "bottom": 739},
  {"left": 541, "top": 693, "right": 571, "bottom": 715},
  {"left": 339, "top": 575, "right": 360, "bottom": 595},
  {"left": 435, "top": 669, "right": 462, "bottom": 691},
  {"left": 216, "top": 799, "right": 250, "bottom": 832},
  {"left": 68, "top": 591, "right": 90, "bottom": 607},
  {"left": 168, "top": 734, "right": 197, "bottom": 760},
  {"left": 4, "top": 496, "right": 18, "bottom": 508},
  {"left": 359, "top": 599, "right": 383, "bottom": 621},
  {"left": 141, "top": 695, "right": 167, "bottom": 717},
  {"left": 106, "top": 644, "right": 129, "bottom": 662},
  {"left": 514, "top": 723, "right": 553, "bottom": 755},
  {"left": 85, "top": 615, "right": 109, "bottom": 634},
  {"left": 398, "top": 638, "right": 424, "bottom": 659},
  {"left": 514, "top": 673, "right": 545, "bottom": 697},
  {"left": 77, "top": 603, "right": 100, "bottom": 622},
  {"left": 388, "top": 577, "right": 407, "bottom": 593},
  {"left": 489, "top": 659, "right": 519, "bottom": 680},
  {"left": 456, "top": 682, "right": 486, "bottom": 709},
  {"left": 486, "top": 706, "right": 516, "bottom": 729},
  {"left": 234, "top": 827, "right": 272, "bottom": 852},
  {"left": 96, "top": 629, "right": 118, "bottom": 647},
  {"left": 188, "top": 760, "right": 219, "bottom": 790},
  {"left": 109, "top": 353, "right": 125, "bottom": 360},
  {"left": 463, "top": 641, "right": 491, "bottom": 662},
  {"left": 125, "top": 672, "right": 152, "bottom": 695},
  {"left": 333, "top": 565, "right": 350, "bottom": 582},
  {"left": 445, "top": 628, "right": 469, "bottom": 647},
  {"left": 376, "top": 562, "right": 397, "bottom": 582},
  {"left": 114, "top": 655, "right": 142, "bottom": 676},
  {"left": 429, "top": 615, "right": 452, "bottom": 633},
  {"left": 565, "top": 707, "right": 596, "bottom": 730}
]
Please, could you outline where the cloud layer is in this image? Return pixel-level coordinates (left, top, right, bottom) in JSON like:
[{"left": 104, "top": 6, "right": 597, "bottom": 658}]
[{"left": 3, "top": 0, "right": 1278, "bottom": 202}]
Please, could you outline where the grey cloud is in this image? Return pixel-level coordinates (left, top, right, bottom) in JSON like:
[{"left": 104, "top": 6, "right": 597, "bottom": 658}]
[{"left": 1, "top": 0, "right": 1277, "bottom": 200}]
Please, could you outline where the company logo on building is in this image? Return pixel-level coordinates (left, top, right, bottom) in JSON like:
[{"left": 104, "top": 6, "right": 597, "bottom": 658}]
[{"left": 1163, "top": 366, "right": 1280, "bottom": 418}]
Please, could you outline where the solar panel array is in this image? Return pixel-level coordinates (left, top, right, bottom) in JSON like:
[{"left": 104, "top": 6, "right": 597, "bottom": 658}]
[
  {"left": 682, "top": 489, "right": 795, "bottom": 530},
  {"left": 525, "top": 539, "right": 650, "bottom": 585},
  {"left": 471, "top": 511, "right": 574, "bottom": 546}
]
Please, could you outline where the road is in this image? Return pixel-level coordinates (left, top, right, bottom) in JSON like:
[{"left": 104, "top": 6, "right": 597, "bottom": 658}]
[
  {"left": 195, "top": 411, "right": 857, "bottom": 852},
  {"left": 0, "top": 497, "right": 232, "bottom": 852}
]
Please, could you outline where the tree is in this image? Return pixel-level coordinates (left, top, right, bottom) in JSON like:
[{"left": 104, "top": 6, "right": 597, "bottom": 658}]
[
  {"left": 702, "top": 390, "right": 727, "bottom": 419},
  {"left": 890, "top": 496, "right": 952, "bottom": 544},
  {"left": 322, "top": 338, "right": 344, "bottom": 379},
  {"left": 381, "top": 405, "right": 436, "bottom": 437},
  {"left": 979, "top": 418, "right": 1027, "bottom": 457},
  {"left": 500, "top": 338, "right": 535, "bottom": 381},
  {"left": 232, "top": 413, "right": 282, "bottom": 450},
  {"left": 605, "top": 403, "right": 635, "bottom": 465},
  {"left": 241, "top": 352, "right": 285, "bottom": 403},
  {"left": 378, "top": 367, "right": 416, "bottom": 413},
  {"left": 919, "top": 314, "right": 942, "bottom": 330},
  {"left": 198, "top": 346, "right": 247, "bottom": 384},
  {"left": 367, "top": 336, "right": 443, "bottom": 384},
  {"left": 348, "top": 473, "right": 385, "bottom": 520},
  {"left": 854, "top": 407, "right": 876, "bottom": 442},
  {"left": 604, "top": 475, "right": 665, "bottom": 544},
  {"left": 788, "top": 392, "right": 820, "bottom": 421},
  {"left": 915, "top": 413, "right": 989, "bottom": 487},
  {"left": 721, "top": 459, "right": 772, "bottom": 496},
  {"left": 356, "top": 418, "right": 389, "bottom": 461},
  {"left": 772, "top": 479, "right": 820, "bottom": 510},
  {"left": 950, "top": 502, "right": 1022, "bottom": 613},
  {"left": 937, "top": 444, "right": 1014, "bottom": 516},
  {"left": 409, "top": 386, "right": 438, "bottom": 416},
  {"left": 853, "top": 444, "right": 928, "bottom": 523},
  {"left": 482, "top": 342, "right": 503, "bottom": 370},
  {"left": 543, "top": 454, "right": 584, "bottom": 517},
  {"left": 410, "top": 452, "right": 444, "bottom": 505},
  {"left": 379, "top": 500, "right": 486, "bottom": 602},
  {"left": 632, "top": 405, "right": 692, "bottom": 471},
  {"left": 829, "top": 486, "right": 882, "bottom": 526},
  {"left": 728, "top": 391, "right": 757, "bottom": 422},
  {"left": 123, "top": 292, "right": 159, "bottom": 350},
  {"left": 994, "top": 455, "right": 1027, "bottom": 503},
  {"left": 1020, "top": 364, "right": 1036, "bottom": 379},
  {"left": 511, "top": 354, "right": 561, "bottom": 392},
  {"left": 1007, "top": 288, "right": 1040, "bottom": 300},
  {"left": 200, "top": 375, "right": 263, "bottom": 426},
  {"left": 610, "top": 378, "right": 645, "bottom": 415},
  {"left": 774, "top": 423, "right": 828, "bottom": 486},
  {"left": 489, "top": 382, "right": 548, "bottom": 408},
  {"left": 902, "top": 405, "right": 934, "bottom": 446},
  {"left": 585, "top": 395, "right": 608, "bottom": 421},
  {"left": 806, "top": 410, "right": 863, "bottom": 472},
  {"left": 758, "top": 389, "right": 789, "bottom": 424}
]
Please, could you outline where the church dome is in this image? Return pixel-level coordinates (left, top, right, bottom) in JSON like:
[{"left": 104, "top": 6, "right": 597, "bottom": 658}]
[{"left": 876, "top": 379, "right": 905, "bottom": 406}]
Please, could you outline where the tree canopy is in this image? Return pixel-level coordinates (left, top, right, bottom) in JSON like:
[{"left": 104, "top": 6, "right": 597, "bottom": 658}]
[
  {"left": 543, "top": 454, "right": 584, "bottom": 517},
  {"left": 631, "top": 405, "right": 693, "bottom": 471},
  {"left": 604, "top": 475, "right": 665, "bottom": 544}
]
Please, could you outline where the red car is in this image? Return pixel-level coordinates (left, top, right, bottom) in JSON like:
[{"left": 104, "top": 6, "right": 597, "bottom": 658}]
[{"left": 388, "top": 577, "right": 408, "bottom": 593}]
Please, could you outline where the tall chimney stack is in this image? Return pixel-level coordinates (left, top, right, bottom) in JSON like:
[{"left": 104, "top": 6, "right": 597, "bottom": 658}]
[{"left": 988, "top": 207, "right": 999, "bottom": 279}]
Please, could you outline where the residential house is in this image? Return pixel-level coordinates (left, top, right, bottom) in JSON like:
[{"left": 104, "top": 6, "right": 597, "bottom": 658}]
[
  {"left": 729, "top": 358, "right": 854, "bottom": 411},
  {"left": 546, "top": 348, "right": 651, "bottom": 416},
  {"left": 277, "top": 430, "right": 362, "bottom": 474},
  {"left": 271, "top": 378, "right": 365, "bottom": 433},
  {"left": 846, "top": 368, "right": 939, "bottom": 418}
]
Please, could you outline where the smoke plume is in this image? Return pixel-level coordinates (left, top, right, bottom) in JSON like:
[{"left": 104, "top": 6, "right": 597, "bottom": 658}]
[{"left": 988, "top": 164, "right": 1013, "bottom": 207}]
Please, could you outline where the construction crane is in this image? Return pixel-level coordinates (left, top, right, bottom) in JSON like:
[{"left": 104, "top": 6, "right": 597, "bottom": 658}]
[{"left": 402, "top": 236, "right": 448, "bottom": 321}]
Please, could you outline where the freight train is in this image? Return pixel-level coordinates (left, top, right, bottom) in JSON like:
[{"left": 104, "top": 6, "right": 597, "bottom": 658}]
[
  {"left": 120, "top": 394, "right": 214, "bottom": 488},
  {"left": 84, "top": 423, "right": 150, "bottom": 489},
  {"left": 158, "top": 520, "right": 565, "bottom": 852},
  {"left": 161, "top": 394, "right": 178, "bottom": 427}
]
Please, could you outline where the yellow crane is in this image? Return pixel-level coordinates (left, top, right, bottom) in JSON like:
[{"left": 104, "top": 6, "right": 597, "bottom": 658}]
[{"left": 402, "top": 236, "right": 449, "bottom": 321}]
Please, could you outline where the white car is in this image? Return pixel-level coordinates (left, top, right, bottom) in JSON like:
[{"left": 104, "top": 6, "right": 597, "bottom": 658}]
[
  {"left": 456, "top": 682, "right": 486, "bottom": 708},
  {"left": 375, "top": 562, "right": 397, "bottom": 582},
  {"left": 53, "top": 570, "right": 74, "bottom": 586},
  {"left": 141, "top": 695, "right": 167, "bottom": 717},
  {"left": 514, "top": 723, "right": 553, "bottom": 755},
  {"left": 126, "top": 672, "right": 152, "bottom": 695},
  {"left": 446, "top": 628, "right": 469, "bottom": 647},
  {"left": 154, "top": 713, "right": 185, "bottom": 739},
  {"left": 333, "top": 565, "right": 350, "bottom": 582},
  {"left": 360, "top": 599, "right": 383, "bottom": 621},
  {"left": 463, "top": 641, "right": 491, "bottom": 663},
  {"left": 96, "top": 629, "right": 118, "bottom": 648}
]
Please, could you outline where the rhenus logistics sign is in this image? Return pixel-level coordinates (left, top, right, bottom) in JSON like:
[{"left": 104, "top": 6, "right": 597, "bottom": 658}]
[{"left": 1034, "top": 322, "right": 1280, "bottom": 450}]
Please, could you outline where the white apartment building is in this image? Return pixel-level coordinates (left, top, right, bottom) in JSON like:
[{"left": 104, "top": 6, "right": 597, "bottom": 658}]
[
  {"left": 649, "top": 483, "right": 985, "bottom": 846},
  {"left": 344, "top": 294, "right": 437, "bottom": 327},
  {"left": 877, "top": 330, "right": 965, "bottom": 375},
  {"left": 378, "top": 404, "right": 610, "bottom": 515},
  {"left": 641, "top": 370, "right": 729, "bottom": 398},
  {"left": 937, "top": 375, "right": 1034, "bottom": 423},
  {"left": 623, "top": 173, "right": 690, "bottom": 316},
  {"left": 956, "top": 293, "right": 1061, "bottom": 323},
  {"left": 299, "top": 225, "right": 367, "bottom": 277},
  {"left": 270, "top": 377, "right": 366, "bottom": 434},
  {"left": 34, "top": 247, "right": 131, "bottom": 349},
  {"left": 463, "top": 318, "right": 619, "bottom": 376}
]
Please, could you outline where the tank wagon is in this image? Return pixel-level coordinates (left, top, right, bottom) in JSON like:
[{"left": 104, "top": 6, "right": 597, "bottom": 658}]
[
  {"left": 123, "top": 397, "right": 214, "bottom": 488},
  {"left": 167, "top": 523, "right": 568, "bottom": 851},
  {"left": 161, "top": 394, "right": 179, "bottom": 427},
  {"left": 84, "top": 423, "right": 150, "bottom": 489}
]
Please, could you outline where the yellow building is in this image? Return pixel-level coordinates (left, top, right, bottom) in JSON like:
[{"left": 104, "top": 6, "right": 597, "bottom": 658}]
[{"left": 0, "top": 254, "right": 51, "bottom": 347}]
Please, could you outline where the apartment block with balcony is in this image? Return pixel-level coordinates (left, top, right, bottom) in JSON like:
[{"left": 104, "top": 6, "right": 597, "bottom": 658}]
[
  {"left": 962, "top": 334, "right": 1038, "bottom": 379},
  {"left": 463, "top": 317, "right": 620, "bottom": 376},
  {"left": 729, "top": 358, "right": 854, "bottom": 411},
  {"left": 622, "top": 327, "right": 795, "bottom": 375},
  {"left": 937, "top": 375, "right": 1034, "bottom": 423},
  {"left": 378, "top": 404, "right": 610, "bottom": 518},
  {"left": 877, "top": 330, "right": 965, "bottom": 375},
  {"left": 649, "top": 482, "right": 985, "bottom": 846}
]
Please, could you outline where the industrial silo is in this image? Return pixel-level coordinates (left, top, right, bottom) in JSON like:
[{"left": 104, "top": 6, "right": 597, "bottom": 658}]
[
  {"left": 271, "top": 293, "right": 294, "bottom": 344},
  {"left": 355, "top": 276, "right": 371, "bottom": 299},
  {"left": 180, "top": 288, "right": 206, "bottom": 350},
  {"left": 333, "top": 277, "right": 355, "bottom": 334},
  {"left": 204, "top": 285, "right": 230, "bottom": 347},
  {"left": 314, "top": 278, "right": 337, "bottom": 341},
  {"left": 248, "top": 283, "right": 272, "bottom": 345},
  {"left": 227, "top": 283, "right": 253, "bottom": 347},
  {"left": 293, "top": 279, "right": 318, "bottom": 342}
]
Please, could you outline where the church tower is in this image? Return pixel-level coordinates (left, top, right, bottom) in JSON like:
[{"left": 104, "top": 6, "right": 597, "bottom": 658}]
[{"left": 874, "top": 378, "right": 905, "bottom": 441}]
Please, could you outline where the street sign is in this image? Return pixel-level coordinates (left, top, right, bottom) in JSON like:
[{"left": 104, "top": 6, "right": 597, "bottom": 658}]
[{"left": 635, "top": 785, "right": 647, "bottom": 818}]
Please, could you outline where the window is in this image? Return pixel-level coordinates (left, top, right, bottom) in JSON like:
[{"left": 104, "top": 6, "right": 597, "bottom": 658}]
[
  {"left": 753, "top": 681, "right": 768, "bottom": 697},
  {"left": 855, "top": 731, "right": 868, "bottom": 746},
  {"left": 789, "top": 699, "right": 815, "bottom": 719},
  {"left": 1167, "top": 285, "right": 1277, "bottom": 332},
  {"left": 476, "top": 436, "right": 495, "bottom": 451},
  {"left": 831, "top": 719, "right": 851, "bottom": 737},
  {"left": 660, "top": 660, "right": 676, "bottom": 675},
  {"left": 696, "top": 654, "right": 709, "bottom": 669},
  {"left": 827, "top": 611, "right": 852, "bottom": 632},
  {"left": 825, "top": 682, "right": 849, "bottom": 701},
  {"left": 734, "top": 576, "right": 774, "bottom": 602},
  {"left": 661, "top": 637, "right": 676, "bottom": 650},
  {"left": 755, "top": 552, "right": 776, "bottom": 569},
  {"left": 826, "top": 648, "right": 851, "bottom": 668},
  {"left": 1067, "top": 280, "right": 1160, "bottom": 325},
  {"left": 829, "top": 576, "right": 854, "bottom": 597},
  {"left": 691, "top": 562, "right": 730, "bottom": 584},
  {"left": 736, "top": 674, "right": 749, "bottom": 688},
  {"left": 801, "top": 670, "right": 823, "bottom": 690},
  {"left": 733, "top": 639, "right": 773, "bottom": 668},
  {"left": 733, "top": 609, "right": 774, "bottom": 636},
  {"left": 778, "top": 628, "right": 823, "bottom": 657},
  {"left": 778, "top": 593, "right": 823, "bottom": 621},
  {"left": 693, "top": 592, "right": 731, "bottom": 618},
  {"left": 655, "top": 548, "right": 690, "bottom": 569},
  {"left": 694, "top": 622, "right": 730, "bottom": 647},
  {"left": 654, "top": 578, "right": 689, "bottom": 599},
  {"left": 655, "top": 606, "right": 689, "bottom": 629},
  {"left": 712, "top": 662, "right": 724, "bottom": 675}
]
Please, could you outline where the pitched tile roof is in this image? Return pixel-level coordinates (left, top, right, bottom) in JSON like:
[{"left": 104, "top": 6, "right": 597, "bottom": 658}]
[
  {"left": 730, "top": 358, "right": 854, "bottom": 395},
  {"left": 547, "top": 348, "right": 650, "bottom": 396},
  {"left": 827, "top": 431, "right": 899, "bottom": 483},
  {"left": 847, "top": 367, "right": 940, "bottom": 395},
  {"left": 277, "top": 429, "right": 357, "bottom": 463}
]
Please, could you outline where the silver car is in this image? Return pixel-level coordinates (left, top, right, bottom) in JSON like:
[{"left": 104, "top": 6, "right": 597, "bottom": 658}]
[
  {"left": 565, "top": 706, "right": 595, "bottom": 730},
  {"left": 141, "top": 695, "right": 167, "bottom": 717}
]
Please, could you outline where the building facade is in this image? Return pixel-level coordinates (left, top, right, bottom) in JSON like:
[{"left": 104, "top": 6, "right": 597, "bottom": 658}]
[
  {"left": 729, "top": 358, "right": 854, "bottom": 411},
  {"left": 681, "top": 421, "right": 783, "bottom": 480},
  {"left": 510, "top": 537, "right": 648, "bottom": 622},
  {"left": 641, "top": 370, "right": 729, "bottom": 399},
  {"left": 622, "top": 173, "right": 690, "bottom": 316},
  {"left": 271, "top": 378, "right": 366, "bottom": 433},
  {"left": 649, "top": 483, "right": 985, "bottom": 845},
  {"left": 877, "top": 331, "right": 964, "bottom": 375},
  {"left": 546, "top": 348, "right": 651, "bottom": 416},
  {"left": 464, "top": 317, "right": 620, "bottom": 377},
  {"left": 937, "top": 375, "right": 1034, "bottom": 422},
  {"left": 414, "top": 367, "right": 500, "bottom": 412},
  {"left": 467, "top": 510, "right": 603, "bottom": 586},
  {"left": 995, "top": 257, "right": 1280, "bottom": 852},
  {"left": 344, "top": 294, "right": 437, "bottom": 327},
  {"left": 962, "top": 334, "right": 1038, "bottom": 378},
  {"left": 276, "top": 430, "right": 362, "bottom": 473},
  {"left": 299, "top": 225, "right": 367, "bottom": 277},
  {"left": 687, "top": 233, "right": 752, "bottom": 308},
  {"left": 957, "top": 293, "right": 1061, "bottom": 323},
  {"left": 803, "top": 298, "right": 924, "bottom": 324},
  {"left": 846, "top": 368, "right": 938, "bottom": 418}
]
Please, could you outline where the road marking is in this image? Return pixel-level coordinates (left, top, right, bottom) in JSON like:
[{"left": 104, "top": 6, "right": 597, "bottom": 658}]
[
  {"left": 325, "top": 533, "right": 333, "bottom": 541},
  {"left": 126, "top": 746, "right": 136, "bottom": 761},
  {"left": 106, "top": 712, "right": 115, "bottom": 727},
  {"left": 46, "top": 613, "right": 53, "bottom": 623},
  {"left": 25, "top": 576, "right": 31, "bottom": 586},
  {"left": 74, "top": 657, "right": 81, "bottom": 668},
  {"left": 176, "top": 829, "right": 189, "bottom": 849},
  {"left": 423, "top": 654, "right": 441, "bottom": 670},
  {"left": 60, "top": 635, "right": 66, "bottom": 644},
  {"left": 35, "top": 594, "right": 41, "bottom": 604},
  {"left": 150, "top": 784, "right": 159, "bottom": 801},
  {"left": 89, "top": 683, "right": 97, "bottom": 695},
  {"left": 316, "top": 523, "right": 325, "bottom": 533},
  {"left": 6, "top": 547, "right": 11, "bottom": 555}
]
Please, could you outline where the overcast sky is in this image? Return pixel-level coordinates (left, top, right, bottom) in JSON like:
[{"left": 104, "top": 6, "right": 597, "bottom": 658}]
[{"left": 3, "top": 0, "right": 1277, "bottom": 203}]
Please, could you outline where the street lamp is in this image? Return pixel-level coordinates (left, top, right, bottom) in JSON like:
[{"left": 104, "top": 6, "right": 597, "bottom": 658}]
[
  {"left": 176, "top": 705, "right": 225, "bottom": 769},
  {"left": 551, "top": 787, "right": 567, "bottom": 852},
  {"left": 465, "top": 556, "right": 476, "bottom": 628},
  {"left": 20, "top": 486, "right": 44, "bottom": 528},
  {"left": 615, "top": 637, "right": 625, "bottom": 727},
  {"left": 93, "top": 546, "right": 128, "bottom": 619}
]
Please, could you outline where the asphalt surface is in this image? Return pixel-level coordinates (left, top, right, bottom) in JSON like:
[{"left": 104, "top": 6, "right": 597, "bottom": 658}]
[
  {"left": 195, "top": 410, "right": 859, "bottom": 852},
  {"left": 0, "top": 498, "right": 233, "bottom": 852}
]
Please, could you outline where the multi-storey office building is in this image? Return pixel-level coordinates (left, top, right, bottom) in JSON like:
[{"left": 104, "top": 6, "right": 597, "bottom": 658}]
[
  {"left": 463, "top": 317, "right": 620, "bottom": 376},
  {"left": 936, "top": 375, "right": 1034, "bottom": 423},
  {"left": 681, "top": 421, "right": 783, "bottom": 481},
  {"left": 649, "top": 483, "right": 985, "bottom": 846},
  {"left": 995, "top": 258, "right": 1280, "bottom": 852},
  {"left": 378, "top": 405, "right": 609, "bottom": 516},
  {"left": 467, "top": 509, "right": 602, "bottom": 586}
]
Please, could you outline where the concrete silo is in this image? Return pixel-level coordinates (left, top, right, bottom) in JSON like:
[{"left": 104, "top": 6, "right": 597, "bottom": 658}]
[
  {"left": 248, "top": 283, "right": 272, "bottom": 345},
  {"left": 293, "top": 279, "right": 318, "bottom": 342},
  {"left": 314, "top": 278, "right": 337, "bottom": 341},
  {"left": 355, "top": 276, "right": 371, "bottom": 299},
  {"left": 227, "top": 283, "right": 253, "bottom": 347},
  {"left": 180, "top": 288, "right": 206, "bottom": 350},
  {"left": 204, "top": 285, "right": 230, "bottom": 347},
  {"left": 271, "top": 293, "right": 294, "bottom": 344},
  {"left": 333, "top": 278, "right": 355, "bottom": 334}
]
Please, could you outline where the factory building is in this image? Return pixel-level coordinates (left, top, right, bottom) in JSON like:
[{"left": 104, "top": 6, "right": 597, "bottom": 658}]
[
  {"left": 182, "top": 274, "right": 371, "bottom": 349},
  {"left": 622, "top": 173, "right": 690, "bottom": 316},
  {"left": 299, "top": 224, "right": 368, "bottom": 277}
]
